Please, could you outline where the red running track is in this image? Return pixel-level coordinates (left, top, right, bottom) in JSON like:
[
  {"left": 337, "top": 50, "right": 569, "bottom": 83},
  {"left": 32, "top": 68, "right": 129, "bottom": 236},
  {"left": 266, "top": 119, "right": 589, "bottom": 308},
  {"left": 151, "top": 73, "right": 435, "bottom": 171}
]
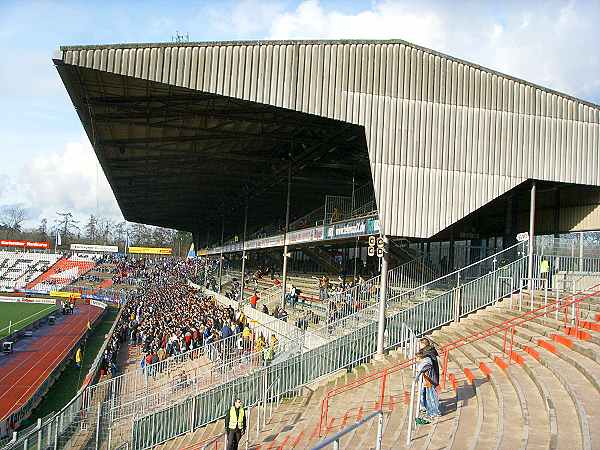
[{"left": 0, "top": 304, "right": 103, "bottom": 422}]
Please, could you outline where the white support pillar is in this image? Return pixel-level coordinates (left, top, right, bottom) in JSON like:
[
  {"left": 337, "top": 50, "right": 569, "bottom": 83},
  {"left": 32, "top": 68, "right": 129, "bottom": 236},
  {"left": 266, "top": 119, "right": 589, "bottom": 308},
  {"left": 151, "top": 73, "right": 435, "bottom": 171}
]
[
  {"left": 281, "top": 159, "right": 292, "bottom": 309},
  {"left": 376, "top": 235, "right": 389, "bottom": 355},
  {"left": 528, "top": 182, "right": 536, "bottom": 295},
  {"left": 579, "top": 232, "right": 584, "bottom": 272}
]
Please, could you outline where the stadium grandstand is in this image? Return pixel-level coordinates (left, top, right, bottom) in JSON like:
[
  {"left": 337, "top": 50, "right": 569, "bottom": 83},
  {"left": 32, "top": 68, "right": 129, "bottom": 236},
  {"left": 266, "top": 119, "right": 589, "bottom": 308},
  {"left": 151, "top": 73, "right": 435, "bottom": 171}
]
[
  {"left": 2, "top": 37, "right": 600, "bottom": 450},
  {"left": 0, "top": 251, "right": 61, "bottom": 293}
]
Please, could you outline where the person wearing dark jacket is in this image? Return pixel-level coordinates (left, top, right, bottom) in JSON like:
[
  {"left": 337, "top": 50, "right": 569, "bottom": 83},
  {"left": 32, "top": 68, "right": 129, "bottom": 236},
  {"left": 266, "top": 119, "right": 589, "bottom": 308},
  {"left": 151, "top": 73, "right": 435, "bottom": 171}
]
[
  {"left": 225, "top": 398, "right": 246, "bottom": 450},
  {"left": 415, "top": 338, "right": 441, "bottom": 422}
]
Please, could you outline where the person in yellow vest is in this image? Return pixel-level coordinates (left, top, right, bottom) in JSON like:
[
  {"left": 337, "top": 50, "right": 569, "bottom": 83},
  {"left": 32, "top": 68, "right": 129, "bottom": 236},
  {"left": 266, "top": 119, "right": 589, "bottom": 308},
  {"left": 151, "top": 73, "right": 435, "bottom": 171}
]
[
  {"left": 75, "top": 347, "right": 82, "bottom": 369},
  {"left": 225, "top": 398, "right": 246, "bottom": 450},
  {"left": 254, "top": 334, "right": 266, "bottom": 366},
  {"left": 540, "top": 258, "right": 550, "bottom": 281}
]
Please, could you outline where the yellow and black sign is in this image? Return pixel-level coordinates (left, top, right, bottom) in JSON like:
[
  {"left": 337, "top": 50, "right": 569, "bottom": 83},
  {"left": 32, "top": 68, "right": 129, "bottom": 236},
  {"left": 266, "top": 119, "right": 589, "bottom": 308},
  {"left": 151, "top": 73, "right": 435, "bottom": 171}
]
[
  {"left": 128, "top": 246, "right": 173, "bottom": 255},
  {"left": 50, "top": 291, "right": 81, "bottom": 299}
]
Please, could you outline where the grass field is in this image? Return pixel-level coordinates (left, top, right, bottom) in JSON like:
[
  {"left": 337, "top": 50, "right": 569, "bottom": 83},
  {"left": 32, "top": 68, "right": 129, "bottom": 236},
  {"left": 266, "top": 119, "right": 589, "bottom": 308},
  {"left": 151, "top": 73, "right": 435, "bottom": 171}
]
[{"left": 0, "top": 302, "right": 57, "bottom": 338}]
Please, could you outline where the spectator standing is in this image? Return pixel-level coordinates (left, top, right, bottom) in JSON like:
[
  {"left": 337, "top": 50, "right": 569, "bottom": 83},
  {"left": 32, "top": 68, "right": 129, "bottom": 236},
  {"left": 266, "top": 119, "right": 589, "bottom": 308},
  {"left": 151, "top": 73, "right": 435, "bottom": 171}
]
[
  {"left": 249, "top": 292, "right": 258, "bottom": 309},
  {"left": 415, "top": 338, "right": 441, "bottom": 424},
  {"left": 225, "top": 398, "right": 246, "bottom": 450},
  {"left": 75, "top": 347, "right": 82, "bottom": 369}
]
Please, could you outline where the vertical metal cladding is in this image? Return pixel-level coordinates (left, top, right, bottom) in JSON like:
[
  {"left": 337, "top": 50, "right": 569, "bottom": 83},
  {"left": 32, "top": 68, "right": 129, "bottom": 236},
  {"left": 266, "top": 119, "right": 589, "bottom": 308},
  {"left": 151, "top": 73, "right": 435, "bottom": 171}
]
[{"left": 60, "top": 41, "right": 600, "bottom": 238}]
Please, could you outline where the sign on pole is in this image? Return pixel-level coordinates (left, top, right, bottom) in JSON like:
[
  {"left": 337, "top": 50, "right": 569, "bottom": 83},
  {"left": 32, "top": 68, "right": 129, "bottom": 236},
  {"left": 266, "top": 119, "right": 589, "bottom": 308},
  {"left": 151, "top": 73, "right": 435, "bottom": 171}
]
[{"left": 368, "top": 235, "right": 385, "bottom": 258}]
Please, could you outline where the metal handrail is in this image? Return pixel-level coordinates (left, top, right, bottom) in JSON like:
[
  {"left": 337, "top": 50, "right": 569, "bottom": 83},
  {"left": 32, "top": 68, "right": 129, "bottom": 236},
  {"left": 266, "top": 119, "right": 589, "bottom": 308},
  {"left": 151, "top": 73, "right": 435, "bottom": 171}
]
[
  {"left": 199, "top": 433, "right": 225, "bottom": 450},
  {"left": 323, "top": 280, "right": 600, "bottom": 418},
  {"left": 311, "top": 410, "right": 384, "bottom": 450},
  {"left": 388, "top": 241, "right": 526, "bottom": 302}
]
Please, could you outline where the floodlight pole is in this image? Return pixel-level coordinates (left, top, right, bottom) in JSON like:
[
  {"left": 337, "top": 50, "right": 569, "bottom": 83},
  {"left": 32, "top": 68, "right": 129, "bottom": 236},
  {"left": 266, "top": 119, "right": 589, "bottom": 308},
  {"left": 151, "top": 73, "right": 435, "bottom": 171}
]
[
  {"left": 376, "top": 235, "right": 389, "bottom": 356},
  {"left": 281, "top": 158, "right": 292, "bottom": 309},
  {"left": 240, "top": 203, "right": 248, "bottom": 304}
]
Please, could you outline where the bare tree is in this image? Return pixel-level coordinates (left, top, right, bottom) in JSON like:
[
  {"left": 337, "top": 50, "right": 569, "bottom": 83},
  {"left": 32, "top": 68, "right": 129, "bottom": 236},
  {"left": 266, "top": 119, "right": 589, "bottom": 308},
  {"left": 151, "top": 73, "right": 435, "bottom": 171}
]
[
  {"left": 85, "top": 214, "right": 98, "bottom": 241},
  {"left": 37, "top": 218, "right": 48, "bottom": 240},
  {"left": 0, "top": 206, "right": 27, "bottom": 236},
  {"left": 113, "top": 221, "right": 127, "bottom": 246},
  {"left": 54, "top": 211, "right": 80, "bottom": 239},
  {"left": 129, "top": 223, "right": 150, "bottom": 246}
]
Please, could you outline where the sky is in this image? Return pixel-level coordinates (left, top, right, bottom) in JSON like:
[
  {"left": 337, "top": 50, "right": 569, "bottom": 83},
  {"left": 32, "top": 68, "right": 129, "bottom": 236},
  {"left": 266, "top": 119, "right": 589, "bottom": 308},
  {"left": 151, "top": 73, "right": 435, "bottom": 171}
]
[{"left": 1, "top": 0, "right": 599, "bottom": 229}]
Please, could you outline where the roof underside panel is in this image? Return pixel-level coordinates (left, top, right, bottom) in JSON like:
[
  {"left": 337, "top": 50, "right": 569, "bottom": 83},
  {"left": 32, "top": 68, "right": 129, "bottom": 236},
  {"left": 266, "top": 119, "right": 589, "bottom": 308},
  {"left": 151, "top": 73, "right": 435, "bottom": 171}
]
[
  {"left": 57, "top": 40, "right": 600, "bottom": 238},
  {"left": 55, "top": 64, "right": 371, "bottom": 234}
]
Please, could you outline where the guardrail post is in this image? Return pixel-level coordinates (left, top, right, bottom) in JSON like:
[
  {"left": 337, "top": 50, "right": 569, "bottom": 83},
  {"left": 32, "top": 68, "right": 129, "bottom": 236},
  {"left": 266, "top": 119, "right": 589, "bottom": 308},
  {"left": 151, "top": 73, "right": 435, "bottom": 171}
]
[
  {"left": 378, "top": 369, "right": 388, "bottom": 410},
  {"left": 375, "top": 410, "right": 384, "bottom": 450},
  {"left": 255, "top": 400, "right": 260, "bottom": 440},
  {"left": 246, "top": 406, "right": 251, "bottom": 450},
  {"left": 94, "top": 403, "right": 101, "bottom": 450},
  {"left": 190, "top": 395, "right": 197, "bottom": 431},
  {"left": 406, "top": 378, "right": 416, "bottom": 447},
  {"left": 53, "top": 416, "right": 59, "bottom": 450},
  {"left": 453, "top": 288, "right": 461, "bottom": 323},
  {"left": 441, "top": 351, "right": 449, "bottom": 390},
  {"left": 36, "top": 418, "right": 42, "bottom": 450}
]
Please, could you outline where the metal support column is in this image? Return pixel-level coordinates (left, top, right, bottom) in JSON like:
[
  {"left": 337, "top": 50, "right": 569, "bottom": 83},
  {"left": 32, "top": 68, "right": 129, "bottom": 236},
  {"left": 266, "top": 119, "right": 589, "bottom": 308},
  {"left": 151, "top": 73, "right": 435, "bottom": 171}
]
[
  {"left": 579, "top": 232, "right": 584, "bottom": 272},
  {"left": 448, "top": 232, "right": 455, "bottom": 272},
  {"left": 281, "top": 159, "right": 292, "bottom": 309},
  {"left": 377, "top": 235, "right": 390, "bottom": 355},
  {"left": 240, "top": 204, "right": 249, "bottom": 303},
  {"left": 219, "top": 217, "right": 224, "bottom": 293},
  {"left": 527, "top": 182, "right": 536, "bottom": 291}
]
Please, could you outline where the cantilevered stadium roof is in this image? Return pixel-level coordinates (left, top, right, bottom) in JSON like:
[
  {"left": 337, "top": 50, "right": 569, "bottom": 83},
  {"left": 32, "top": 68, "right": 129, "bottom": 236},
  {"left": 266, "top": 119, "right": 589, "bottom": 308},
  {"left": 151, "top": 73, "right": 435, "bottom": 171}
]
[{"left": 54, "top": 39, "right": 600, "bottom": 239}]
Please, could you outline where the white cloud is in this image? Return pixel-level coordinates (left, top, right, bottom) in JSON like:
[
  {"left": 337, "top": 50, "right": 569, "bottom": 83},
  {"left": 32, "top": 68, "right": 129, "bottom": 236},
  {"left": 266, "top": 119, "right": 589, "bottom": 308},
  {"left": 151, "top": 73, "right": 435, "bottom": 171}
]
[
  {"left": 1, "top": 136, "right": 123, "bottom": 227},
  {"left": 264, "top": 0, "right": 600, "bottom": 104},
  {"left": 206, "top": 0, "right": 287, "bottom": 38},
  {"left": 270, "top": 0, "right": 444, "bottom": 45}
]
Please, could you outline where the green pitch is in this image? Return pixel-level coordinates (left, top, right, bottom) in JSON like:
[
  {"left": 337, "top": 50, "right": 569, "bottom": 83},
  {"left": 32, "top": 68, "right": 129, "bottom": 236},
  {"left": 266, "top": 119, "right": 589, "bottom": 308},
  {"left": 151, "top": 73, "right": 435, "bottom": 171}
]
[{"left": 0, "top": 302, "right": 57, "bottom": 338}]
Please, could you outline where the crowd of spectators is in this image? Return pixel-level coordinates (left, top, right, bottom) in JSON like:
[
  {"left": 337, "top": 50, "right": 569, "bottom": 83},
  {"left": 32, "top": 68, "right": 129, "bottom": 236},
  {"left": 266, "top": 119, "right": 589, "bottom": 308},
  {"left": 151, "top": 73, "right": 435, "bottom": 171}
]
[{"left": 98, "top": 256, "right": 283, "bottom": 378}]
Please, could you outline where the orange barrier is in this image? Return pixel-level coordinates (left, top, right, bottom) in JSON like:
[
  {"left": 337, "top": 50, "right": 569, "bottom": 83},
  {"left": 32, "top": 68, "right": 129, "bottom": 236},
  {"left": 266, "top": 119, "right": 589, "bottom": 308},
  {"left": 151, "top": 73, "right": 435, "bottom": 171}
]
[
  {"left": 463, "top": 367, "right": 475, "bottom": 385},
  {"left": 318, "top": 284, "right": 600, "bottom": 436},
  {"left": 479, "top": 362, "right": 492, "bottom": 378}
]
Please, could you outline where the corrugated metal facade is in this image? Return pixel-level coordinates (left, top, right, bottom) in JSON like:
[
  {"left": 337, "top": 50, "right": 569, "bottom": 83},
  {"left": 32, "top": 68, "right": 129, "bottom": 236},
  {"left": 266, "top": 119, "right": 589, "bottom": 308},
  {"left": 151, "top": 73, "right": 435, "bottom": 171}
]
[{"left": 58, "top": 40, "right": 600, "bottom": 238}]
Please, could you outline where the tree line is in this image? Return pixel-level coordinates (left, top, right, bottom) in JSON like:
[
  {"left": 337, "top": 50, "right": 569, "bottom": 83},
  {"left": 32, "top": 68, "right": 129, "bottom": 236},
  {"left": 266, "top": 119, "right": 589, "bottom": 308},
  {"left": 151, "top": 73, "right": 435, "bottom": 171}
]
[{"left": 0, "top": 206, "right": 192, "bottom": 256}]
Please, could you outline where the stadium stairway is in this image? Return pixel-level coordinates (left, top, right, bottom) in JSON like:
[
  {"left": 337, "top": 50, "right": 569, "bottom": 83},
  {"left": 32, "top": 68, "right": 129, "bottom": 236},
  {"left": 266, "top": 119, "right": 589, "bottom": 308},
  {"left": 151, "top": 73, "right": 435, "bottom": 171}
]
[{"left": 155, "top": 290, "right": 600, "bottom": 449}]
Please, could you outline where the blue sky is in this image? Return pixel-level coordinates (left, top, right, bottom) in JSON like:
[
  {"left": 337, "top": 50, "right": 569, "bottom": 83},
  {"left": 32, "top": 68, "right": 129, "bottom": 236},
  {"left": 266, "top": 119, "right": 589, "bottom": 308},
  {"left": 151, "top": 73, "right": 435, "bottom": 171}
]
[{"left": 1, "top": 0, "right": 599, "bottom": 228}]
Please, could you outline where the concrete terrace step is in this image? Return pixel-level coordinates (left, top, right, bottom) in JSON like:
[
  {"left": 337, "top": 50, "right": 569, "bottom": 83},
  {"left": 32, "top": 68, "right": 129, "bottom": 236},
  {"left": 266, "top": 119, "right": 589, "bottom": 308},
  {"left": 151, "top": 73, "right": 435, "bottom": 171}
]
[
  {"left": 445, "top": 322, "right": 547, "bottom": 450},
  {"left": 469, "top": 307, "right": 600, "bottom": 449},
  {"left": 460, "top": 313, "right": 584, "bottom": 450},
  {"left": 432, "top": 329, "right": 502, "bottom": 450}
]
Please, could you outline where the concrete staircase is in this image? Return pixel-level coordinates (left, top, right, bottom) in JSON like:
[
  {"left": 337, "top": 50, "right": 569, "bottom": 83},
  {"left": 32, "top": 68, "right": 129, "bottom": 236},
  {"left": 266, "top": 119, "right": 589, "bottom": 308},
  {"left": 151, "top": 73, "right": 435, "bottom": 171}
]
[{"left": 154, "top": 291, "right": 600, "bottom": 449}]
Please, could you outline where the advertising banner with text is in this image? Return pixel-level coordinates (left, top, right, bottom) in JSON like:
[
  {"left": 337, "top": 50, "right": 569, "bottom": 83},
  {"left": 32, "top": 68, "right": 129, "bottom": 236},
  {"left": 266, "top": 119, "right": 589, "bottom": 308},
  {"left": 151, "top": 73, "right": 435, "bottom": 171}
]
[
  {"left": 0, "top": 240, "right": 49, "bottom": 249},
  {"left": 71, "top": 243, "right": 119, "bottom": 253},
  {"left": 128, "top": 246, "right": 173, "bottom": 255},
  {"left": 324, "top": 218, "right": 368, "bottom": 240}
]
